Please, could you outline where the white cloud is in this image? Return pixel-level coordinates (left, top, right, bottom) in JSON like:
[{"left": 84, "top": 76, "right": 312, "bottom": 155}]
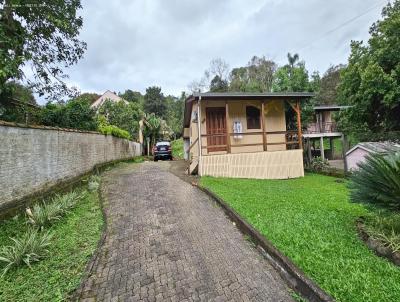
[{"left": 34, "top": 0, "right": 385, "bottom": 103}]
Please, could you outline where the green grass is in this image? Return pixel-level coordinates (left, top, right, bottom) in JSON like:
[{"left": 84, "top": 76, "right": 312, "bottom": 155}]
[
  {"left": 0, "top": 190, "right": 103, "bottom": 301},
  {"left": 171, "top": 138, "right": 184, "bottom": 159},
  {"left": 201, "top": 174, "right": 400, "bottom": 302}
]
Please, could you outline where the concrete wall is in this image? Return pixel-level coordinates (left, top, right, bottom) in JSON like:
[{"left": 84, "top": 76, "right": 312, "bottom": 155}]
[
  {"left": 346, "top": 147, "right": 369, "bottom": 170},
  {"left": 0, "top": 124, "right": 141, "bottom": 212}
]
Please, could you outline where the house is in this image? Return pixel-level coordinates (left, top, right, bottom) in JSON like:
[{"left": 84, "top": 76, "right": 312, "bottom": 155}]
[
  {"left": 303, "top": 105, "right": 351, "bottom": 163},
  {"left": 346, "top": 142, "right": 400, "bottom": 170},
  {"left": 90, "top": 90, "right": 128, "bottom": 109},
  {"left": 182, "top": 92, "right": 314, "bottom": 179}
]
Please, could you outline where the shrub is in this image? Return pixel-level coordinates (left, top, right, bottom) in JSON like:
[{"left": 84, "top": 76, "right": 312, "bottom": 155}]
[
  {"left": 88, "top": 175, "right": 101, "bottom": 191},
  {"left": 26, "top": 202, "right": 63, "bottom": 228},
  {"left": 0, "top": 229, "right": 52, "bottom": 276},
  {"left": 310, "top": 156, "right": 329, "bottom": 172},
  {"left": 97, "top": 115, "right": 131, "bottom": 140},
  {"left": 364, "top": 212, "right": 400, "bottom": 252},
  {"left": 349, "top": 152, "right": 400, "bottom": 209},
  {"left": 26, "top": 191, "right": 83, "bottom": 228}
]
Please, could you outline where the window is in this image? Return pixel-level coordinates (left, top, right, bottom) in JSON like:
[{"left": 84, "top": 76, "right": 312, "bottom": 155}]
[{"left": 246, "top": 106, "right": 261, "bottom": 129}]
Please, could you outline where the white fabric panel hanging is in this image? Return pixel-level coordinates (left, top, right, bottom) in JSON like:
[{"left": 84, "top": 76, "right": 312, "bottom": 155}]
[{"left": 233, "top": 121, "right": 243, "bottom": 139}]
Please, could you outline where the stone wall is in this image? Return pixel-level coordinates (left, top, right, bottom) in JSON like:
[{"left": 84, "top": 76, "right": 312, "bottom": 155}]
[{"left": 0, "top": 123, "right": 141, "bottom": 212}]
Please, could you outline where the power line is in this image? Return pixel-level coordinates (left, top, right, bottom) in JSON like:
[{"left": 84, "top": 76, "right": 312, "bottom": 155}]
[{"left": 298, "top": 0, "right": 388, "bottom": 52}]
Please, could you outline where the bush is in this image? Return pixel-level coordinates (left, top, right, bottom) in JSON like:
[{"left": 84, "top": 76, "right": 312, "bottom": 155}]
[
  {"left": 26, "top": 191, "right": 83, "bottom": 228},
  {"left": 88, "top": 175, "right": 101, "bottom": 191},
  {"left": 0, "top": 229, "right": 52, "bottom": 276},
  {"left": 349, "top": 152, "right": 400, "bottom": 209},
  {"left": 97, "top": 115, "right": 131, "bottom": 140},
  {"left": 310, "top": 156, "right": 329, "bottom": 172}
]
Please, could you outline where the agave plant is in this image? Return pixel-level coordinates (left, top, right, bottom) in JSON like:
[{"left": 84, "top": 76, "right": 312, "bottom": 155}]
[
  {"left": 0, "top": 229, "right": 52, "bottom": 276},
  {"left": 349, "top": 152, "right": 400, "bottom": 209}
]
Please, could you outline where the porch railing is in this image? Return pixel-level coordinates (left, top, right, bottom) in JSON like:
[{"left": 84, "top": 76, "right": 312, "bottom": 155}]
[
  {"left": 200, "top": 130, "right": 300, "bottom": 154},
  {"left": 305, "top": 122, "right": 338, "bottom": 134}
]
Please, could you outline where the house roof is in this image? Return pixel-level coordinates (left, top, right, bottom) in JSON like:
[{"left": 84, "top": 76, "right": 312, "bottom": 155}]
[
  {"left": 90, "top": 90, "right": 128, "bottom": 108},
  {"left": 183, "top": 92, "right": 314, "bottom": 128},
  {"left": 313, "top": 105, "right": 352, "bottom": 111},
  {"left": 346, "top": 141, "right": 400, "bottom": 156}
]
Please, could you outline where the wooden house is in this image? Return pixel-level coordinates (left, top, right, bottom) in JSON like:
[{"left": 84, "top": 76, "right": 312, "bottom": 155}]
[{"left": 182, "top": 92, "right": 314, "bottom": 179}]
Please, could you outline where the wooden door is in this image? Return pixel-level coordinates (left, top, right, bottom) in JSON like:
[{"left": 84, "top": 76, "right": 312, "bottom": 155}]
[{"left": 206, "top": 107, "right": 227, "bottom": 152}]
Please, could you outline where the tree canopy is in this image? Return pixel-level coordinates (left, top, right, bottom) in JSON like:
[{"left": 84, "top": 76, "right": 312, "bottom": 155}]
[
  {"left": 40, "top": 98, "right": 97, "bottom": 131},
  {"left": 272, "top": 53, "right": 310, "bottom": 92},
  {"left": 0, "top": 0, "right": 86, "bottom": 100},
  {"left": 97, "top": 100, "right": 142, "bottom": 139},
  {"left": 144, "top": 86, "right": 166, "bottom": 119},
  {"left": 338, "top": 1, "right": 400, "bottom": 141}
]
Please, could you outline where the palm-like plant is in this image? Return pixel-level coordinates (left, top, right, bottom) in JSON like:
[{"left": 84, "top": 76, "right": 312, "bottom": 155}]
[
  {"left": 142, "top": 113, "right": 162, "bottom": 152},
  {"left": 349, "top": 152, "right": 400, "bottom": 209}
]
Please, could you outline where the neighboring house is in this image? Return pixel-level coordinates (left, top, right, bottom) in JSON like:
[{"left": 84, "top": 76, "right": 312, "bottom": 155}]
[
  {"left": 346, "top": 142, "right": 400, "bottom": 170},
  {"left": 182, "top": 92, "right": 314, "bottom": 179},
  {"left": 90, "top": 90, "right": 128, "bottom": 109},
  {"left": 303, "top": 105, "right": 351, "bottom": 162}
]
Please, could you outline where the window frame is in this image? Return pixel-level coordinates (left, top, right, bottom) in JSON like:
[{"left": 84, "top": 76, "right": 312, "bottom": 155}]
[{"left": 246, "top": 105, "right": 261, "bottom": 130}]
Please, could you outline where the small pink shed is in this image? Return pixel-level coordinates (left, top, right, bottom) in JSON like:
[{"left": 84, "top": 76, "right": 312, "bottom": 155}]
[{"left": 346, "top": 142, "right": 400, "bottom": 170}]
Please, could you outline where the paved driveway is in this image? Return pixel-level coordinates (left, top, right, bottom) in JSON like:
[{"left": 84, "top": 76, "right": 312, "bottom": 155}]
[{"left": 76, "top": 162, "right": 293, "bottom": 302}]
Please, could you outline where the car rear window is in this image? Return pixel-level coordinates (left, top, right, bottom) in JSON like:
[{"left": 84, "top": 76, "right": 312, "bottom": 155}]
[{"left": 156, "top": 142, "right": 170, "bottom": 147}]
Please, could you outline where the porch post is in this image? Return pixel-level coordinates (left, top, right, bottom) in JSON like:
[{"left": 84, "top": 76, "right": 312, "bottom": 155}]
[
  {"left": 320, "top": 136, "right": 325, "bottom": 161},
  {"left": 341, "top": 134, "right": 348, "bottom": 172},
  {"left": 296, "top": 100, "right": 303, "bottom": 150},
  {"left": 307, "top": 138, "right": 312, "bottom": 165},
  {"left": 261, "top": 101, "right": 266, "bottom": 151},
  {"left": 330, "top": 138, "right": 334, "bottom": 159},
  {"left": 197, "top": 98, "right": 202, "bottom": 159},
  {"left": 225, "top": 101, "right": 231, "bottom": 153}
]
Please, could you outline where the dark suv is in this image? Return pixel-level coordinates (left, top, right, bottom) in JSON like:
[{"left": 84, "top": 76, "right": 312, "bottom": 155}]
[{"left": 153, "top": 141, "right": 173, "bottom": 161}]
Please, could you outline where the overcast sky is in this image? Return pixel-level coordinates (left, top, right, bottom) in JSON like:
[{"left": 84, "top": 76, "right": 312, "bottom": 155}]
[{"left": 48, "top": 0, "right": 386, "bottom": 103}]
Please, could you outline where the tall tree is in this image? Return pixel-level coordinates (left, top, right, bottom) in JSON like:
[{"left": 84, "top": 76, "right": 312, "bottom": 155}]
[
  {"left": 229, "top": 56, "right": 276, "bottom": 92},
  {"left": 144, "top": 86, "right": 166, "bottom": 118},
  {"left": 97, "top": 100, "right": 141, "bottom": 138},
  {"left": 75, "top": 92, "right": 101, "bottom": 105},
  {"left": 40, "top": 97, "right": 97, "bottom": 131},
  {"left": 315, "top": 65, "right": 345, "bottom": 105},
  {"left": 188, "top": 58, "right": 230, "bottom": 93},
  {"left": 209, "top": 75, "right": 229, "bottom": 92},
  {"left": 272, "top": 53, "right": 310, "bottom": 92},
  {"left": 119, "top": 89, "right": 143, "bottom": 104},
  {"left": 338, "top": 1, "right": 400, "bottom": 141},
  {"left": 0, "top": 0, "right": 86, "bottom": 100}
]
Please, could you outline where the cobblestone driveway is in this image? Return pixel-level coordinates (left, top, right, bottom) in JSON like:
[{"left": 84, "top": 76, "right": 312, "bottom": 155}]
[{"left": 76, "top": 162, "right": 293, "bottom": 302}]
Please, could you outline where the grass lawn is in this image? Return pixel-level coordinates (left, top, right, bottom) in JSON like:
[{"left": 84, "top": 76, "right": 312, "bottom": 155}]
[
  {"left": 201, "top": 174, "right": 400, "bottom": 302},
  {"left": 0, "top": 190, "right": 103, "bottom": 301},
  {"left": 171, "top": 138, "right": 184, "bottom": 159}
]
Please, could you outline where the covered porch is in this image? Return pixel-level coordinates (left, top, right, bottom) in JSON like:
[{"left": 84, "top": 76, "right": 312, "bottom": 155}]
[{"left": 183, "top": 92, "right": 314, "bottom": 179}]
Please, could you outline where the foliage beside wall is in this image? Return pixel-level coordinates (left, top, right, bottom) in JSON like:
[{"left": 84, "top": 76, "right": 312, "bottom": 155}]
[{"left": 97, "top": 115, "right": 131, "bottom": 140}]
